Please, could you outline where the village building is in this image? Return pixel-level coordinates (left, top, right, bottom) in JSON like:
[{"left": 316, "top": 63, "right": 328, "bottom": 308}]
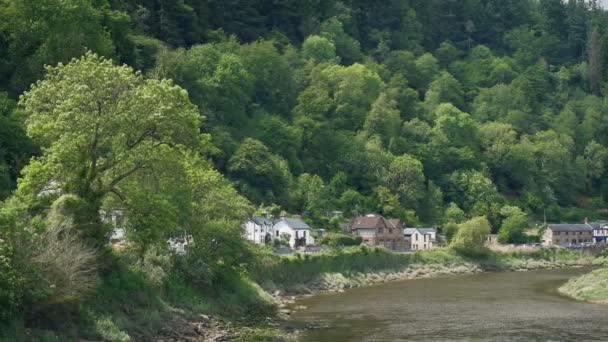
[
  {"left": 541, "top": 223, "right": 594, "bottom": 246},
  {"left": 589, "top": 222, "right": 608, "bottom": 244},
  {"left": 404, "top": 228, "right": 436, "bottom": 250},
  {"left": 349, "top": 214, "right": 407, "bottom": 250},
  {"left": 273, "top": 217, "right": 315, "bottom": 248},
  {"left": 243, "top": 213, "right": 275, "bottom": 245}
]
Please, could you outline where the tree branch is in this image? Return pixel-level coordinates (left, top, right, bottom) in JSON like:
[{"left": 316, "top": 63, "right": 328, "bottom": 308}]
[{"left": 108, "top": 163, "right": 145, "bottom": 189}]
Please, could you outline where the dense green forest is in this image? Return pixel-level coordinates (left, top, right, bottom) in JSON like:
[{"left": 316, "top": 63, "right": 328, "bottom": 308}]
[
  {"left": 3, "top": 0, "right": 608, "bottom": 227},
  {"left": 2, "top": 0, "right": 608, "bottom": 339}
]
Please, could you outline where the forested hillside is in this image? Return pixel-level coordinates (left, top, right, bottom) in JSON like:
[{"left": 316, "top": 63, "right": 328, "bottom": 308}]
[
  {"left": 3, "top": 0, "right": 608, "bottom": 230},
  {"left": 3, "top": 0, "right": 608, "bottom": 339}
]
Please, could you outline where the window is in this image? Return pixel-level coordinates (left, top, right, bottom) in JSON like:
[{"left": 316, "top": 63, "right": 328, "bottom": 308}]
[
  {"left": 276, "top": 231, "right": 279, "bottom": 237},
  {"left": 415, "top": 234, "right": 418, "bottom": 241},
  {"left": 378, "top": 228, "right": 384, "bottom": 234},
  {"left": 556, "top": 231, "right": 560, "bottom": 236},
  {"left": 566, "top": 231, "right": 569, "bottom": 235},
  {"left": 389, "top": 229, "right": 393, "bottom": 234}
]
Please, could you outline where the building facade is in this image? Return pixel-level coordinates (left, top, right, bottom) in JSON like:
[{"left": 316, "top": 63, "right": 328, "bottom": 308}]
[
  {"left": 243, "top": 215, "right": 275, "bottom": 245},
  {"left": 273, "top": 217, "right": 315, "bottom": 248},
  {"left": 349, "top": 214, "right": 407, "bottom": 250},
  {"left": 541, "top": 224, "right": 594, "bottom": 246},
  {"left": 404, "top": 228, "right": 436, "bottom": 250}
]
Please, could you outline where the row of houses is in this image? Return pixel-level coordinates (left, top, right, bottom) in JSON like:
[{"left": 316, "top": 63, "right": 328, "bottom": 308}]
[
  {"left": 243, "top": 213, "right": 437, "bottom": 251},
  {"left": 542, "top": 219, "right": 608, "bottom": 246}
]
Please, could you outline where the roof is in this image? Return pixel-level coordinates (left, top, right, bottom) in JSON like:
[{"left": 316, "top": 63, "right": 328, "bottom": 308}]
[
  {"left": 277, "top": 217, "right": 311, "bottom": 230},
  {"left": 388, "top": 219, "right": 403, "bottom": 229},
  {"left": 350, "top": 215, "right": 399, "bottom": 230},
  {"left": 547, "top": 224, "right": 593, "bottom": 232},
  {"left": 251, "top": 216, "right": 273, "bottom": 226},
  {"left": 404, "top": 228, "right": 435, "bottom": 235},
  {"left": 588, "top": 222, "right": 608, "bottom": 229}
]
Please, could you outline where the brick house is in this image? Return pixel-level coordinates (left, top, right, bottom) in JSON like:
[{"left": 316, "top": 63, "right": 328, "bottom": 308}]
[
  {"left": 349, "top": 214, "right": 407, "bottom": 250},
  {"left": 541, "top": 224, "right": 594, "bottom": 246}
]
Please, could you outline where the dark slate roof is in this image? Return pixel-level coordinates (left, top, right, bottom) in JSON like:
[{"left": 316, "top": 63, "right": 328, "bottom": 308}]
[
  {"left": 547, "top": 224, "right": 593, "bottom": 232},
  {"left": 280, "top": 217, "right": 311, "bottom": 230},
  {"left": 251, "top": 216, "right": 273, "bottom": 226}
]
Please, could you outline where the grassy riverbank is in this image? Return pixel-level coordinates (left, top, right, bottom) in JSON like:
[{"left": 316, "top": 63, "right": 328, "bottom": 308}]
[
  {"left": 559, "top": 267, "right": 608, "bottom": 304},
  {"left": 252, "top": 246, "right": 598, "bottom": 297},
  {"left": 2, "top": 246, "right": 597, "bottom": 341}
]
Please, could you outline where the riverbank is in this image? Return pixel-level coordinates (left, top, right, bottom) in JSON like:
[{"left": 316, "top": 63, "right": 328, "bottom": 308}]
[
  {"left": 253, "top": 247, "right": 598, "bottom": 303},
  {"left": 559, "top": 266, "right": 608, "bottom": 304},
  {"left": 3, "top": 246, "right": 599, "bottom": 341}
]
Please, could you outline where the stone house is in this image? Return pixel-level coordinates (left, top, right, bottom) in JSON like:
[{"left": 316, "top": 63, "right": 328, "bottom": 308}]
[
  {"left": 541, "top": 224, "right": 594, "bottom": 246},
  {"left": 349, "top": 214, "right": 407, "bottom": 250},
  {"left": 404, "top": 228, "right": 436, "bottom": 250}
]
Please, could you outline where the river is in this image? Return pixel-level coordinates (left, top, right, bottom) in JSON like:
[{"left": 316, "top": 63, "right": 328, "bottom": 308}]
[{"left": 289, "top": 268, "right": 608, "bottom": 341}]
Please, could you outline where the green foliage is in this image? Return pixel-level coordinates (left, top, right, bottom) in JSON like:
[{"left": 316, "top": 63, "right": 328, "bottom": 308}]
[
  {"left": 4, "top": 1, "right": 608, "bottom": 337},
  {"left": 450, "top": 216, "right": 491, "bottom": 254},
  {"left": 0, "top": 238, "right": 22, "bottom": 321},
  {"left": 497, "top": 206, "right": 529, "bottom": 244},
  {"left": 302, "top": 35, "right": 337, "bottom": 62},
  {"left": 319, "top": 233, "right": 363, "bottom": 248}
]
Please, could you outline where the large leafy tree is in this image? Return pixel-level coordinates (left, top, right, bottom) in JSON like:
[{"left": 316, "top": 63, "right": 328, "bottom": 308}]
[{"left": 18, "top": 52, "right": 201, "bottom": 245}]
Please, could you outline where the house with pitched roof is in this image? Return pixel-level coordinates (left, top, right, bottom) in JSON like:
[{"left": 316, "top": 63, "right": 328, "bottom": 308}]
[
  {"left": 404, "top": 228, "right": 436, "bottom": 250},
  {"left": 349, "top": 214, "right": 406, "bottom": 250},
  {"left": 541, "top": 223, "right": 594, "bottom": 246},
  {"left": 273, "top": 217, "right": 315, "bottom": 248},
  {"left": 243, "top": 213, "right": 275, "bottom": 245},
  {"left": 588, "top": 221, "right": 608, "bottom": 244}
]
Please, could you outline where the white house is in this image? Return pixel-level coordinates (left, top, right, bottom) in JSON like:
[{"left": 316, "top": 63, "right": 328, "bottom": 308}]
[
  {"left": 243, "top": 214, "right": 275, "bottom": 245},
  {"left": 404, "top": 228, "right": 436, "bottom": 250},
  {"left": 273, "top": 217, "right": 315, "bottom": 248}
]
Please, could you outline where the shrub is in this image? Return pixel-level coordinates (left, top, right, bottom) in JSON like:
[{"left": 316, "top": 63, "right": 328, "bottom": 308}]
[
  {"left": 27, "top": 211, "right": 99, "bottom": 306},
  {"left": 319, "top": 233, "right": 363, "bottom": 248},
  {"left": 133, "top": 246, "right": 172, "bottom": 288},
  {"left": 450, "top": 216, "right": 491, "bottom": 255}
]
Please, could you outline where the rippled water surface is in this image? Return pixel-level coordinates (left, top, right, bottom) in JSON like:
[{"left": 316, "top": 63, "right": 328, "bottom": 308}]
[{"left": 290, "top": 268, "right": 608, "bottom": 341}]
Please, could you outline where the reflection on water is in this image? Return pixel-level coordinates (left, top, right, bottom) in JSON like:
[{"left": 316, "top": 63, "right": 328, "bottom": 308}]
[{"left": 290, "top": 268, "right": 608, "bottom": 341}]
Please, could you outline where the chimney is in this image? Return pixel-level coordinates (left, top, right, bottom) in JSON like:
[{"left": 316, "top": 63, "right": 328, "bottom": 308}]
[
  {"left": 261, "top": 211, "right": 268, "bottom": 218},
  {"left": 584, "top": 217, "right": 589, "bottom": 224}
]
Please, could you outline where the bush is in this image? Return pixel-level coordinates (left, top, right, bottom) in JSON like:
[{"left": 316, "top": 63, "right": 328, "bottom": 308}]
[
  {"left": 133, "top": 246, "right": 172, "bottom": 288},
  {"left": 450, "top": 216, "right": 491, "bottom": 255},
  {"left": 319, "top": 233, "right": 363, "bottom": 247},
  {"left": 27, "top": 223, "right": 99, "bottom": 306}
]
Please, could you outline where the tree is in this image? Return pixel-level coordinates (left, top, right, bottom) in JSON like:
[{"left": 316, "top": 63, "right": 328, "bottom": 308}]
[
  {"left": 450, "top": 216, "right": 491, "bottom": 253},
  {"left": 301, "top": 35, "right": 337, "bottom": 62},
  {"left": 0, "top": 0, "right": 118, "bottom": 94},
  {"left": 228, "top": 138, "right": 292, "bottom": 203},
  {"left": 588, "top": 28, "right": 602, "bottom": 95},
  {"left": 424, "top": 71, "right": 465, "bottom": 113},
  {"left": 363, "top": 92, "right": 401, "bottom": 146},
  {"left": 384, "top": 154, "right": 425, "bottom": 207},
  {"left": 497, "top": 206, "right": 528, "bottom": 244},
  {"left": 18, "top": 52, "right": 201, "bottom": 246}
]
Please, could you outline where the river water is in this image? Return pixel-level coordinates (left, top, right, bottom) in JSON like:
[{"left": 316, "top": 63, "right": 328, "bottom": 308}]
[{"left": 290, "top": 268, "right": 608, "bottom": 341}]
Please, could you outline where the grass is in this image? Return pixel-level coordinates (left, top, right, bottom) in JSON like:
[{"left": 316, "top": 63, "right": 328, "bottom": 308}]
[
  {"left": 250, "top": 246, "right": 596, "bottom": 294},
  {"left": 559, "top": 267, "right": 608, "bottom": 303},
  {"left": 1, "top": 246, "right": 596, "bottom": 341}
]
